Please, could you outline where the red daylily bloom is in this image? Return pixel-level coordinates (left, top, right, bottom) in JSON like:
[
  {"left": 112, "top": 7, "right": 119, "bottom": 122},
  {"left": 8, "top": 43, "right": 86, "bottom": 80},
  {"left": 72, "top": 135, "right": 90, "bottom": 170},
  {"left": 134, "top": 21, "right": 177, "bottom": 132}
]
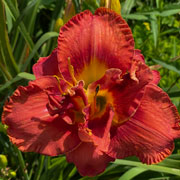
[{"left": 2, "top": 8, "right": 180, "bottom": 176}]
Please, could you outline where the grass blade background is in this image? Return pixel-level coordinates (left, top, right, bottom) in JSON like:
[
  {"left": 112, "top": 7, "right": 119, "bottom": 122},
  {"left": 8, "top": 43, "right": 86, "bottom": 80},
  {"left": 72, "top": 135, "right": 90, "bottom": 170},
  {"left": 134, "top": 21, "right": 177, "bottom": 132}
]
[
  {"left": 0, "top": 0, "right": 19, "bottom": 77},
  {"left": 118, "top": 167, "right": 148, "bottom": 180},
  {"left": 21, "top": 32, "right": 59, "bottom": 71},
  {"left": 114, "top": 159, "right": 180, "bottom": 176}
]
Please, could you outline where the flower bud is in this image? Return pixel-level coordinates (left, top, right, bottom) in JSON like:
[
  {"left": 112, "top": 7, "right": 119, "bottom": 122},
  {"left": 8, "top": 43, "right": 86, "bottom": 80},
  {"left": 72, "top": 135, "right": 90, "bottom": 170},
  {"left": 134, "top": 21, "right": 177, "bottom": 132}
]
[
  {"left": 54, "top": 18, "right": 64, "bottom": 32},
  {"left": 0, "top": 154, "right": 8, "bottom": 168},
  {"left": 8, "top": 170, "right": 16, "bottom": 178},
  {"left": 100, "top": 0, "right": 121, "bottom": 14}
]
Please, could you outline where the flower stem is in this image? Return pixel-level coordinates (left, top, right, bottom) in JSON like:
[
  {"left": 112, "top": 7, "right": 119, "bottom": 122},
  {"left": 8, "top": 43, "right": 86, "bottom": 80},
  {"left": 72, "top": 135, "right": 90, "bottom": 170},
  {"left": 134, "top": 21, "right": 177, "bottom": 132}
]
[
  {"left": 14, "top": 147, "right": 29, "bottom": 180},
  {"left": 34, "top": 155, "right": 45, "bottom": 180},
  {"left": 0, "top": 62, "right": 12, "bottom": 80}
]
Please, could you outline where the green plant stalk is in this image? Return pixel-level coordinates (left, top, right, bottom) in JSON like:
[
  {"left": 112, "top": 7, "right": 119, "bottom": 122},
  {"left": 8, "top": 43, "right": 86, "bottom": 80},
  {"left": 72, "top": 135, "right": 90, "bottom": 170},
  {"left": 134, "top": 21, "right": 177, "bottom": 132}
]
[
  {"left": 45, "top": 156, "right": 51, "bottom": 171},
  {"left": 14, "top": 147, "right": 29, "bottom": 180},
  {"left": 4, "top": 0, "right": 39, "bottom": 56},
  {"left": 11, "top": 29, "right": 19, "bottom": 51},
  {"left": 66, "top": 166, "right": 77, "bottom": 180},
  {"left": 34, "top": 155, "right": 45, "bottom": 180},
  {"left": 0, "top": 61, "right": 12, "bottom": 80},
  {"left": 0, "top": 75, "right": 21, "bottom": 92},
  {"left": 0, "top": 45, "right": 12, "bottom": 80},
  {"left": 27, "top": 0, "right": 42, "bottom": 35},
  {"left": 44, "top": 0, "right": 65, "bottom": 56},
  {"left": 114, "top": 159, "right": 180, "bottom": 176},
  {"left": 0, "top": 0, "right": 19, "bottom": 76},
  {"left": 118, "top": 167, "right": 148, "bottom": 180},
  {"left": 72, "top": 0, "right": 81, "bottom": 13},
  {"left": 11, "top": 0, "right": 37, "bottom": 34},
  {"left": 21, "top": 32, "right": 59, "bottom": 71},
  {"left": 29, "top": 161, "right": 36, "bottom": 180}
]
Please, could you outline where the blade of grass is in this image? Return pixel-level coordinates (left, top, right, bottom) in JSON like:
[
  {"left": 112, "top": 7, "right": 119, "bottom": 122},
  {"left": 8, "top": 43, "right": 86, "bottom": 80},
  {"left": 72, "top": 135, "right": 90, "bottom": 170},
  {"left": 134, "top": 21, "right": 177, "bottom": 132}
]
[
  {"left": 118, "top": 167, "right": 148, "bottom": 180},
  {"left": 14, "top": 147, "right": 29, "bottom": 180},
  {"left": 152, "top": 59, "right": 180, "bottom": 75},
  {"left": 33, "top": 155, "right": 45, "bottom": 180},
  {"left": 27, "top": 0, "right": 42, "bottom": 35},
  {"left": 156, "top": 0, "right": 160, "bottom": 8},
  {"left": 114, "top": 159, "right": 180, "bottom": 176},
  {"left": 122, "top": 0, "right": 134, "bottom": 14},
  {"left": 0, "top": 61, "right": 12, "bottom": 80},
  {"left": 122, "top": 14, "right": 149, "bottom": 20},
  {"left": 72, "top": 0, "right": 80, "bottom": 13},
  {"left": 12, "top": 0, "right": 38, "bottom": 32},
  {"left": 0, "top": 76, "right": 21, "bottom": 92},
  {"left": 0, "top": 72, "right": 35, "bottom": 92},
  {"left": 160, "top": 9, "right": 180, "bottom": 16},
  {"left": 0, "top": 0, "right": 19, "bottom": 76},
  {"left": 4, "top": 0, "right": 13, "bottom": 33},
  {"left": 3, "top": 0, "right": 38, "bottom": 55},
  {"left": 150, "top": 14, "right": 158, "bottom": 48},
  {"left": 21, "top": 32, "right": 59, "bottom": 71},
  {"left": 49, "top": 0, "right": 65, "bottom": 31},
  {"left": 149, "top": 177, "right": 170, "bottom": 180},
  {"left": 172, "top": 37, "right": 177, "bottom": 57},
  {"left": 159, "top": 157, "right": 180, "bottom": 169},
  {"left": 44, "top": 0, "right": 65, "bottom": 56},
  {"left": 160, "top": 28, "right": 180, "bottom": 36},
  {"left": 66, "top": 166, "right": 77, "bottom": 180},
  {"left": 168, "top": 91, "right": 180, "bottom": 98},
  {"left": 18, "top": 72, "right": 35, "bottom": 80}
]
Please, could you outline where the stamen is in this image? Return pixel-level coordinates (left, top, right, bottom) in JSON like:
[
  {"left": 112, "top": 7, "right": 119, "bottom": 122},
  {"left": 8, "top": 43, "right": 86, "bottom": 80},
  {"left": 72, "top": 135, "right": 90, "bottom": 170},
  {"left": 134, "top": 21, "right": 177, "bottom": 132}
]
[
  {"left": 53, "top": 75, "right": 65, "bottom": 94},
  {"left": 58, "top": 70, "right": 74, "bottom": 88},
  {"left": 68, "top": 57, "right": 78, "bottom": 85},
  {"left": 54, "top": 74, "right": 74, "bottom": 90}
]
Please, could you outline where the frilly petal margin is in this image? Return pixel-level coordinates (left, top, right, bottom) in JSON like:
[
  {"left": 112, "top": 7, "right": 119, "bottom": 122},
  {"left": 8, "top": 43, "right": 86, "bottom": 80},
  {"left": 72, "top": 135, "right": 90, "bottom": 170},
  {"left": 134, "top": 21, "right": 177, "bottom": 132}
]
[
  {"left": 57, "top": 7, "right": 134, "bottom": 84},
  {"left": 2, "top": 77, "right": 81, "bottom": 155},
  {"left": 33, "top": 48, "right": 60, "bottom": 78},
  {"left": 133, "top": 49, "right": 161, "bottom": 84},
  {"left": 133, "top": 49, "right": 145, "bottom": 63},
  {"left": 152, "top": 70, "right": 161, "bottom": 84},
  {"left": 108, "top": 83, "right": 180, "bottom": 164}
]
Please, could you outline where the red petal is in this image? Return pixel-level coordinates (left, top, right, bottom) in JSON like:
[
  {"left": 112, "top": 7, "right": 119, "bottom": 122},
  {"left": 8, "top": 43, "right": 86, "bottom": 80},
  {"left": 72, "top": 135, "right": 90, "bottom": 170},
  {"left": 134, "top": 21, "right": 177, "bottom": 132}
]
[
  {"left": 2, "top": 77, "right": 80, "bottom": 155},
  {"left": 108, "top": 83, "right": 180, "bottom": 164},
  {"left": 33, "top": 48, "right": 60, "bottom": 78},
  {"left": 133, "top": 50, "right": 161, "bottom": 84},
  {"left": 66, "top": 142, "right": 114, "bottom": 176},
  {"left": 133, "top": 49, "right": 145, "bottom": 63},
  {"left": 152, "top": 70, "right": 161, "bottom": 84},
  {"left": 57, "top": 8, "right": 134, "bottom": 85},
  {"left": 78, "top": 105, "right": 114, "bottom": 151},
  {"left": 66, "top": 106, "right": 115, "bottom": 176}
]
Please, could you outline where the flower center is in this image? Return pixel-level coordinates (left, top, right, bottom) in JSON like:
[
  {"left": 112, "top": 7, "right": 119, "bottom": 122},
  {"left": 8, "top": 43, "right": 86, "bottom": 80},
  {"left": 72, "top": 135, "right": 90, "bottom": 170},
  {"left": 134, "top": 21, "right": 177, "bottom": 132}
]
[
  {"left": 76, "top": 58, "right": 107, "bottom": 88},
  {"left": 53, "top": 58, "right": 110, "bottom": 123}
]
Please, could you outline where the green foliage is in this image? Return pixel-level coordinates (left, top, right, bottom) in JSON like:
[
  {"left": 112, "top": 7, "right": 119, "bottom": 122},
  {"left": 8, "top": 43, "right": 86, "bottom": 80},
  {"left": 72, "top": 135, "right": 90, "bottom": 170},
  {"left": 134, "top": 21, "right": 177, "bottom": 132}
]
[{"left": 0, "top": 0, "right": 180, "bottom": 179}]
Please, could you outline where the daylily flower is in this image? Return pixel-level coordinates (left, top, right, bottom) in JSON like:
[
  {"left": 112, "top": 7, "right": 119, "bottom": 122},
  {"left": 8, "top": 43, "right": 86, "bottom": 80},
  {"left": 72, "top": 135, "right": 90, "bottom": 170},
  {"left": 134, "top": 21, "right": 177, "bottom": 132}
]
[{"left": 2, "top": 8, "right": 180, "bottom": 176}]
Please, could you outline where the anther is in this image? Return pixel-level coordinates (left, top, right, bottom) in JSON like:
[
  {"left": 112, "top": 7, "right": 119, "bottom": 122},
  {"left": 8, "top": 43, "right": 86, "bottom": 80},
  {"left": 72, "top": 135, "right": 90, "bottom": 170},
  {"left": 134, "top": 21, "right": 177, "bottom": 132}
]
[
  {"left": 95, "top": 84, "right": 100, "bottom": 94},
  {"left": 92, "top": 84, "right": 100, "bottom": 115}
]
